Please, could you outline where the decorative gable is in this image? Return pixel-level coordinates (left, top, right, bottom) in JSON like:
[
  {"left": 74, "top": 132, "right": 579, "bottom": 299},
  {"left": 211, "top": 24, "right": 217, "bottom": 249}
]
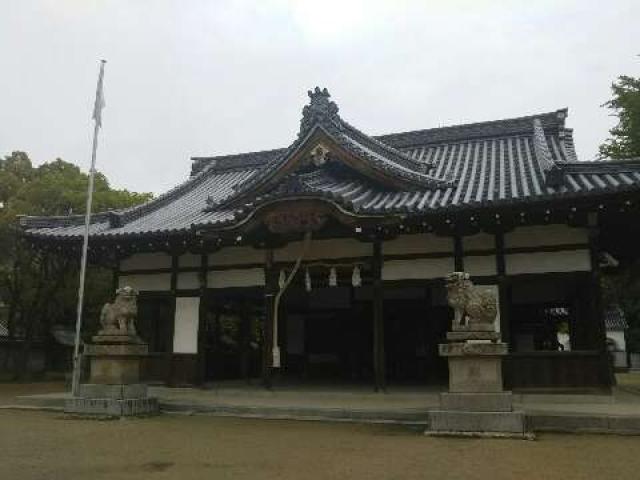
[{"left": 204, "top": 87, "right": 451, "bottom": 212}]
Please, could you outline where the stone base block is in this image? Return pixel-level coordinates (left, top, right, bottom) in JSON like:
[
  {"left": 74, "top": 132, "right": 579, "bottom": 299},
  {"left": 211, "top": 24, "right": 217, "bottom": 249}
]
[
  {"left": 452, "top": 323, "right": 496, "bottom": 332},
  {"left": 92, "top": 334, "right": 144, "bottom": 344},
  {"left": 446, "top": 331, "right": 501, "bottom": 342},
  {"left": 89, "top": 356, "right": 142, "bottom": 384},
  {"left": 439, "top": 342, "right": 508, "bottom": 357},
  {"left": 440, "top": 392, "right": 513, "bottom": 412},
  {"left": 64, "top": 397, "right": 159, "bottom": 417},
  {"left": 77, "top": 383, "right": 147, "bottom": 400},
  {"left": 85, "top": 342, "right": 148, "bottom": 356},
  {"left": 429, "top": 410, "right": 526, "bottom": 434},
  {"left": 447, "top": 355, "right": 505, "bottom": 393}
]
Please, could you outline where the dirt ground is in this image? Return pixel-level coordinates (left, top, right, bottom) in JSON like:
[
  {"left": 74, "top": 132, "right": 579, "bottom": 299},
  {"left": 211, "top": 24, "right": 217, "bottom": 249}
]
[
  {"left": 0, "top": 381, "right": 64, "bottom": 405},
  {"left": 0, "top": 409, "right": 639, "bottom": 480}
]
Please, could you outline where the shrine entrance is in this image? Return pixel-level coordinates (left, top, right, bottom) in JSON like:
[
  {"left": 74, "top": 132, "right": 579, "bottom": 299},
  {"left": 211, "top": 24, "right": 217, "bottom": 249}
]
[{"left": 279, "top": 283, "right": 449, "bottom": 386}]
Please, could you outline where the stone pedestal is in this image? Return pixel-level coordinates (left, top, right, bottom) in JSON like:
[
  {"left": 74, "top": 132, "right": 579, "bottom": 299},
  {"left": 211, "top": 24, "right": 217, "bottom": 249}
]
[
  {"left": 65, "top": 335, "right": 158, "bottom": 417},
  {"left": 426, "top": 328, "right": 529, "bottom": 438}
]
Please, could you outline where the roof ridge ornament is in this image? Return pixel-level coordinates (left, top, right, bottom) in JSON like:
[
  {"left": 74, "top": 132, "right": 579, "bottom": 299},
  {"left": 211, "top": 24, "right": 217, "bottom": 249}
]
[{"left": 299, "top": 87, "right": 342, "bottom": 137}]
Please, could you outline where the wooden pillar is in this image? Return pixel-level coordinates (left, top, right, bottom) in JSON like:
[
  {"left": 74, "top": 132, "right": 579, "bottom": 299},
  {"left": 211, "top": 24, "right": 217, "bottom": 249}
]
[
  {"left": 111, "top": 261, "right": 119, "bottom": 293},
  {"left": 262, "top": 249, "right": 276, "bottom": 389},
  {"left": 495, "top": 231, "right": 510, "bottom": 345},
  {"left": 588, "top": 213, "right": 615, "bottom": 389},
  {"left": 196, "top": 252, "right": 208, "bottom": 385},
  {"left": 453, "top": 234, "right": 464, "bottom": 272},
  {"left": 372, "top": 238, "right": 386, "bottom": 392},
  {"left": 170, "top": 253, "right": 179, "bottom": 293},
  {"left": 167, "top": 253, "right": 179, "bottom": 385},
  {"left": 240, "top": 309, "right": 251, "bottom": 384}
]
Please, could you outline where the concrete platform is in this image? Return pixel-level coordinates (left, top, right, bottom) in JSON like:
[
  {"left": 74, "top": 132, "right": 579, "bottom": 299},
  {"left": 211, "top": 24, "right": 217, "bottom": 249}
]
[{"left": 6, "top": 382, "right": 640, "bottom": 434}]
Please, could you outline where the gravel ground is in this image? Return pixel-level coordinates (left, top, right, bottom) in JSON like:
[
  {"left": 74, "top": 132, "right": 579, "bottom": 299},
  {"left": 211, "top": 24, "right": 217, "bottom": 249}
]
[{"left": 1, "top": 409, "right": 640, "bottom": 480}]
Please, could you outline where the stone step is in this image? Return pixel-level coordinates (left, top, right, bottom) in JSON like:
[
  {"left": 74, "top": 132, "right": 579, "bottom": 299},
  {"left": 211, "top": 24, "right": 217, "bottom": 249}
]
[
  {"left": 64, "top": 397, "right": 159, "bottom": 417},
  {"left": 428, "top": 410, "right": 527, "bottom": 434}
]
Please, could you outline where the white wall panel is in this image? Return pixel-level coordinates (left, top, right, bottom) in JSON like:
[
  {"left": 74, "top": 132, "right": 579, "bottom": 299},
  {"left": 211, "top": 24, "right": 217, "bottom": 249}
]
[
  {"left": 463, "top": 233, "right": 496, "bottom": 251},
  {"left": 177, "top": 272, "right": 200, "bottom": 290},
  {"left": 464, "top": 255, "right": 497, "bottom": 277},
  {"left": 506, "top": 250, "right": 591, "bottom": 275},
  {"left": 118, "top": 273, "right": 171, "bottom": 291},
  {"left": 209, "top": 247, "right": 265, "bottom": 266},
  {"left": 173, "top": 297, "right": 199, "bottom": 354},
  {"left": 207, "top": 268, "right": 265, "bottom": 288},
  {"left": 505, "top": 225, "right": 588, "bottom": 248},
  {"left": 179, "top": 254, "right": 201, "bottom": 268},
  {"left": 120, "top": 253, "right": 171, "bottom": 271},
  {"left": 384, "top": 234, "right": 452, "bottom": 256},
  {"left": 382, "top": 257, "right": 454, "bottom": 280}
]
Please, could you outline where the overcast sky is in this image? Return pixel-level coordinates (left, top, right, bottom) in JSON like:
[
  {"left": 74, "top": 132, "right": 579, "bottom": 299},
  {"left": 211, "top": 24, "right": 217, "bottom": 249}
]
[{"left": 1, "top": 0, "right": 639, "bottom": 195}]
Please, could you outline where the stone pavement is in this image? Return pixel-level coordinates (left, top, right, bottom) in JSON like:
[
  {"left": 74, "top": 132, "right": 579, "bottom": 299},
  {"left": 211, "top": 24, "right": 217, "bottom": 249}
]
[{"left": 4, "top": 379, "right": 640, "bottom": 434}]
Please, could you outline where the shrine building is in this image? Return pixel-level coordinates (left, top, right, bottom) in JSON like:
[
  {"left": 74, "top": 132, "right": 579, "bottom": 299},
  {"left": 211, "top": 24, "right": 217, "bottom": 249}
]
[{"left": 21, "top": 88, "right": 640, "bottom": 392}]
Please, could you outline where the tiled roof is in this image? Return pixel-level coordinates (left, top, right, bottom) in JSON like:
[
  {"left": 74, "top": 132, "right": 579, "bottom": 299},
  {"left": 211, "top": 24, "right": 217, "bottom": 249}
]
[
  {"left": 20, "top": 89, "right": 640, "bottom": 240},
  {"left": 605, "top": 305, "right": 629, "bottom": 331}
]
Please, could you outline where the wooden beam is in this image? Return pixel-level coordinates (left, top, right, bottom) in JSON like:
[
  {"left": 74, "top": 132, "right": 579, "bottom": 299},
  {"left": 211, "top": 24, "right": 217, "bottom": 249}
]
[{"left": 372, "top": 238, "right": 386, "bottom": 392}]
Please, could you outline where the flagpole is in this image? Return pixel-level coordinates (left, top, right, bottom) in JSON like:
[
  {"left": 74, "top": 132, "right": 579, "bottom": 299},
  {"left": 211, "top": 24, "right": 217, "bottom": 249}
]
[{"left": 71, "top": 59, "right": 107, "bottom": 396}]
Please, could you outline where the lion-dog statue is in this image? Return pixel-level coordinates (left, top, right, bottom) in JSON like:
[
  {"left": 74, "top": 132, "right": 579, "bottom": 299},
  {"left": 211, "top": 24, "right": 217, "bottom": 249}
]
[
  {"left": 445, "top": 272, "right": 497, "bottom": 330},
  {"left": 98, "top": 286, "right": 139, "bottom": 337}
]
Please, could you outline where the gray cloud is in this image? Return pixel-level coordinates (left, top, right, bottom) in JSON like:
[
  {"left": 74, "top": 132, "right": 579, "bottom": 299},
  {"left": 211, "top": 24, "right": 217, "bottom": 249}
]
[{"left": 1, "top": 0, "right": 639, "bottom": 195}]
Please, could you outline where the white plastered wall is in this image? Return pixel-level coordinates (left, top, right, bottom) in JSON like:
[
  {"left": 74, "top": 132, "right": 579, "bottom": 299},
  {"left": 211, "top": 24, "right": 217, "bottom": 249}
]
[
  {"left": 120, "top": 252, "right": 171, "bottom": 271},
  {"left": 207, "top": 268, "right": 265, "bottom": 288},
  {"left": 209, "top": 246, "right": 265, "bottom": 266},
  {"left": 118, "top": 273, "right": 171, "bottom": 291},
  {"left": 382, "top": 257, "right": 454, "bottom": 280},
  {"left": 506, "top": 250, "right": 591, "bottom": 275},
  {"left": 177, "top": 272, "right": 200, "bottom": 290},
  {"left": 384, "top": 234, "right": 452, "bottom": 256},
  {"left": 173, "top": 297, "right": 200, "bottom": 354},
  {"left": 464, "top": 255, "right": 497, "bottom": 276},
  {"left": 463, "top": 233, "right": 496, "bottom": 251},
  {"left": 504, "top": 224, "right": 591, "bottom": 275},
  {"left": 179, "top": 253, "right": 201, "bottom": 268},
  {"left": 505, "top": 224, "right": 588, "bottom": 248}
]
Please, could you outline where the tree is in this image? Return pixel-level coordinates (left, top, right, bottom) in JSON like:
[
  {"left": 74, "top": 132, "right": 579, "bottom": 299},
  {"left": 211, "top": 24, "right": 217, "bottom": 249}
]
[
  {"left": 0, "top": 151, "right": 152, "bottom": 379},
  {"left": 599, "top": 75, "right": 640, "bottom": 160}
]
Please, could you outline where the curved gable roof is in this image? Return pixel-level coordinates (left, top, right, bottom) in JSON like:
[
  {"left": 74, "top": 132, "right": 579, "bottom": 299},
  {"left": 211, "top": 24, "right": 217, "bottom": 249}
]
[{"left": 20, "top": 90, "right": 640, "bottom": 240}]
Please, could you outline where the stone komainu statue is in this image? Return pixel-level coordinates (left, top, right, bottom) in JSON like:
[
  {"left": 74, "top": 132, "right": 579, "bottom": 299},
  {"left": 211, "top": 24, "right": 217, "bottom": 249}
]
[
  {"left": 99, "top": 286, "right": 138, "bottom": 336},
  {"left": 445, "top": 272, "right": 497, "bottom": 329}
]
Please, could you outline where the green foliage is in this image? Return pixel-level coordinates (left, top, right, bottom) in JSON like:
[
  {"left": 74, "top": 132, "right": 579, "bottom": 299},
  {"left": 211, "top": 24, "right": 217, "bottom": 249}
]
[
  {"left": 0, "top": 151, "right": 152, "bottom": 377},
  {"left": 600, "top": 75, "right": 640, "bottom": 160}
]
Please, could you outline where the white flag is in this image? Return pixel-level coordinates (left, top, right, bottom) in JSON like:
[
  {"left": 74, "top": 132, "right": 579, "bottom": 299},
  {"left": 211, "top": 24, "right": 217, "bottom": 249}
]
[{"left": 92, "top": 60, "right": 106, "bottom": 128}]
